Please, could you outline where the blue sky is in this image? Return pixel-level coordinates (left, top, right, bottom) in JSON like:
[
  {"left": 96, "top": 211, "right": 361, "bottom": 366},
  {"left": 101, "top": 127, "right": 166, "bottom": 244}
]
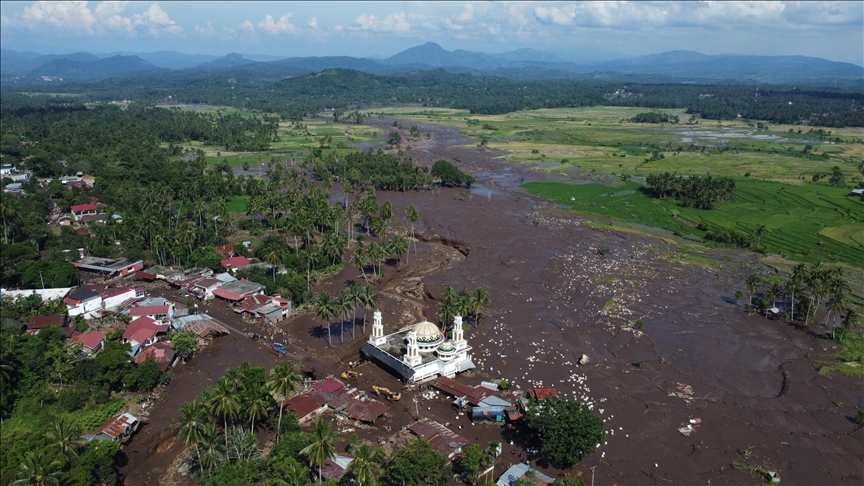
[{"left": 1, "top": 1, "right": 862, "bottom": 64}]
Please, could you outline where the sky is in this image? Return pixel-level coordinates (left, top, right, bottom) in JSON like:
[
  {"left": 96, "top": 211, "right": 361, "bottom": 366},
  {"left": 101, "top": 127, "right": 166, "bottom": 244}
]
[{"left": 1, "top": 1, "right": 862, "bottom": 65}]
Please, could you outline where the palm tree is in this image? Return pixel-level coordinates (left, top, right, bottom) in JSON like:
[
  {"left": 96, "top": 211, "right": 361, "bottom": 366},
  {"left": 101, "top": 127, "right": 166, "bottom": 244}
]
[
  {"left": 245, "top": 384, "right": 272, "bottom": 434},
  {"left": 351, "top": 247, "right": 370, "bottom": 283},
  {"left": 177, "top": 400, "right": 207, "bottom": 466},
  {"left": 456, "top": 290, "right": 473, "bottom": 319},
  {"left": 360, "top": 285, "right": 379, "bottom": 334},
  {"left": 388, "top": 236, "right": 408, "bottom": 267},
  {"left": 12, "top": 450, "right": 63, "bottom": 486},
  {"left": 838, "top": 308, "right": 859, "bottom": 340},
  {"left": 46, "top": 417, "right": 84, "bottom": 462},
  {"left": 825, "top": 295, "right": 846, "bottom": 338},
  {"left": 314, "top": 292, "right": 335, "bottom": 346},
  {"left": 346, "top": 284, "right": 364, "bottom": 340},
  {"left": 436, "top": 299, "right": 457, "bottom": 331},
  {"left": 0, "top": 198, "right": 18, "bottom": 245},
  {"left": 768, "top": 280, "right": 783, "bottom": 308},
  {"left": 336, "top": 290, "right": 354, "bottom": 344},
  {"left": 300, "top": 417, "right": 338, "bottom": 484},
  {"left": 346, "top": 442, "right": 385, "bottom": 486},
  {"left": 265, "top": 249, "right": 282, "bottom": 282},
  {"left": 209, "top": 377, "right": 240, "bottom": 448},
  {"left": 198, "top": 423, "right": 225, "bottom": 471},
  {"left": 788, "top": 263, "right": 807, "bottom": 321},
  {"left": 366, "top": 241, "right": 385, "bottom": 277},
  {"left": 745, "top": 274, "right": 762, "bottom": 308},
  {"left": 405, "top": 204, "right": 419, "bottom": 260},
  {"left": 471, "top": 288, "right": 491, "bottom": 327},
  {"left": 267, "top": 363, "right": 303, "bottom": 438}
]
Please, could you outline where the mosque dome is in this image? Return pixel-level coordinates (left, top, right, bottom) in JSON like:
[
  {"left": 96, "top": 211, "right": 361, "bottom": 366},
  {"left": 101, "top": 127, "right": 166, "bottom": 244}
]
[{"left": 413, "top": 321, "right": 443, "bottom": 344}]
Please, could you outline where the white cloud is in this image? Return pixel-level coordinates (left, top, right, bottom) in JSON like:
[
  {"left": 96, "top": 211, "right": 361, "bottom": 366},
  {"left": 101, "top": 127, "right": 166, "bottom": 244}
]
[
  {"left": 257, "top": 14, "right": 297, "bottom": 35},
  {"left": 240, "top": 19, "right": 255, "bottom": 35},
  {"left": 16, "top": 1, "right": 180, "bottom": 36},
  {"left": 195, "top": 21, "right": 215, "bottom": 37},
  {"left": 353, "top": 11, "right": 410, "bottom": 34},
  {"left": 132, "top": 3, "right": 182, "bottom": 35},
  {"left": 534, "top": 4, "right": 578, "bottom": 26},
  {"left": 456, "top": 3, "right": 474, "bottom": 22},
  {"left": 783, "top": 1, "right": 863, "bottom": 25},
  {"left": 333, "top": 24, "right": 344, "bottom": 32},
  {"left": 307, "top": 17, "right": 318, "bottom": 29}
]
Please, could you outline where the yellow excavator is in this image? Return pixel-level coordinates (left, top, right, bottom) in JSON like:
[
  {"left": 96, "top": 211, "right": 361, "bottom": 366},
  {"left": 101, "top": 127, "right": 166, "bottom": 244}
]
[
  {"left": 372, "top": 385, "right": 401, "bottom": 401},
  {"left": 341, "top": 370, "right": 358, "bottom": 380}
]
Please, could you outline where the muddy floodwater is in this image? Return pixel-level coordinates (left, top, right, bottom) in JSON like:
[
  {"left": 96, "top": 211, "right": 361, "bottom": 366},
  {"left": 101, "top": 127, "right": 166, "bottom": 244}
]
[{"left": 123, "top": 119, "right": 862, "bottom": 486}]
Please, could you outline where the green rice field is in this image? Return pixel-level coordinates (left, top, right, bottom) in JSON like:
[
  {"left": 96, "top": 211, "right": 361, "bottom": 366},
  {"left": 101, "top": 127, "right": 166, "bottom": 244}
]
[{"left": 523, "top": 179, "right": 864, "bottom": 267}]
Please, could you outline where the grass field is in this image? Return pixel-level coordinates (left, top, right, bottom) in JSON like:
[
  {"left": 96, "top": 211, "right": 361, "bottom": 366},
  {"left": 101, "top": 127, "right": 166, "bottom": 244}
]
[
  {"left": 226, "top": 195, "right": 249, "bottom": 214},
  {"left": 523, "top": 179, "right": 864, "bottom": 267}
]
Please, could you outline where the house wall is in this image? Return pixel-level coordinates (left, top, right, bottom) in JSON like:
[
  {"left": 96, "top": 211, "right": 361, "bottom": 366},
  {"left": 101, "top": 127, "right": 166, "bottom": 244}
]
[
  {"left": 119, "top": 262, "right": 143, "bottom": 277},
  {"left": 68, "top": 297, "right": 104, "bottom": 317},
  {"left": 103, "top": 289, "right": 137, "bottom": 309}
]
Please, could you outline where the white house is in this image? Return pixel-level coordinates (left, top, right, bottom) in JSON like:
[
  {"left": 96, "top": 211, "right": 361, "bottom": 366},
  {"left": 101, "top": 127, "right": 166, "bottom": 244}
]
[
  {"left": 100, "top": 287, "right": 138, "bottom": 311},
  {"left": 65, "top": 288, "right": 104, "bottom": 319}
]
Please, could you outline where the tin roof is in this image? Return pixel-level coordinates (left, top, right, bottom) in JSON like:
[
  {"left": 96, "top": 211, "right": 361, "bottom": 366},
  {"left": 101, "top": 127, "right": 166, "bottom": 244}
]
[
  {"left": 27, "top": 315, "right": 66, "bottom": 329},
  {"left": 75, "top": 331, "right": 105, "bottom": 350},
  {"left": 528, "top": 388, "right": 559, "bottom": 400},
  {"left": 408, "top": 420, "right": 469, "bottom": 459},
  {"left": 91, "top": 413, "right": 138, "bottom": 440},
  {"left": 314, "top": 378, "right": 345, "bottom": 394},
  {"left": 285, "top": 392, "right": 329, "bottom": 419},
  {"left": 428, "top": 376, "right": 495, "bottom": 405}
]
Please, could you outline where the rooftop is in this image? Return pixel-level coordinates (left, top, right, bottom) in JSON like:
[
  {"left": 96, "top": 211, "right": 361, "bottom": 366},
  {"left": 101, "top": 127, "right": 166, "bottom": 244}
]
[
  {"left": 90, "top": 413, "right": 138, "bottom": 440},
  {"left": 27, "top": 315, "right": 67, "bottom": 329},
  {"left": 74, "top": 331, "right": 105, "bottom": 350},
  {"left": 496, "top": 464, "right": 554, "bottom": 486},
  {"left": 408, "top": 420, "right": 469, "bottom": 459},
  {"left": 75, "top": 257, "right": 142, "bottom": 273}
]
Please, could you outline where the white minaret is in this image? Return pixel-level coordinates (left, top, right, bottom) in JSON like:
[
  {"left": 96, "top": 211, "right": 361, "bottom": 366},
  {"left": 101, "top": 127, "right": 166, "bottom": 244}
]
[
  {"left": 453, "top": 315, "right": 467, "bottom": 351},
  {"left": 403, "top": 331, "right": 422, "bottom": 366},
  {"left": 369, "top": 310, "right": 386, "bottom": 346}
]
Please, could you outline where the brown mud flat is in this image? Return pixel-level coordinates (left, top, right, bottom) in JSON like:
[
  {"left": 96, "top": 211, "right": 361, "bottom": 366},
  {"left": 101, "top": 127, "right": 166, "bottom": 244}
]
[{"left": 122, "top": 119, "right": 862, "bottom": 485}]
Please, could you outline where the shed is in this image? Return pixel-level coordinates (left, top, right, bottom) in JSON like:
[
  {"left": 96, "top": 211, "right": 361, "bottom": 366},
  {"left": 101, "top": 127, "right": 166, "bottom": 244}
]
[
  {"left": 496, "top": 463, "right": 554, "bottom": 486},
  {"left": 27, "top": 315, "right": 67, "bottom": 330},
  {"left": 88, "top": 413, "right": 139, "bottom": 442},
  {"left": 407, "top": 420, "right": 469, "bottom": 462}
]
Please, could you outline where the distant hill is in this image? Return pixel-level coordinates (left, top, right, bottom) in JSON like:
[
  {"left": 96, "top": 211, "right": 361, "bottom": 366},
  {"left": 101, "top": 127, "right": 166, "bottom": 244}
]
[
  {"left": 197, "top": 53, "right": 256, "bottom": 69},
  {"left": 1, "top": 45, "right": 861, "bottom": 87},
  {"left": 593, "top": 50, "right": 864, "bottom": 84},
  {"left": 28, "top": 55, "right": 164, "bottom": 80}
]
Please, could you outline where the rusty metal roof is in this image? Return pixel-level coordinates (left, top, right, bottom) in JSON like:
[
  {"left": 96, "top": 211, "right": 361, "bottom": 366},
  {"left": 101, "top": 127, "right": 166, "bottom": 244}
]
[
  {"left": 91, "top": 413, "right": 138, "bottom": 440},
  {"left": 285, "top": 392, "right": 329, "bottom": 419},
  {"left": 408, "top": 420, "right": 469, "bottom": 459},
  {"left": 428, "top": 376, "right": 495, "bottom": 405}
]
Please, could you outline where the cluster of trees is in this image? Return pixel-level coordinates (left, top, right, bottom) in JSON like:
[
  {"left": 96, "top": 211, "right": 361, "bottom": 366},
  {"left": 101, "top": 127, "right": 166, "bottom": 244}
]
[
  {"left": 431, "top": 159, "right": 475, "bottom": 188},
  {"left": 176, "top": 362, "right": 462, "bottom": 486},
  {"left": 315, "top": 149, "right": 433, "bottom": 192},
  {"left": 743, "top": 263, "right": 859, "bottom": 338},
  {"left": 644, "top": 173, "right": 736, "bottom": 209},
  {"left": 524, "top": 396, "right": 605, "bottom": 468},
  {"left": 312, "top": 283, "right": 379, "bottom": 346},
  {"left": 434, "top": 285, "right": 491, "bottom": 329},
  {"left": 630, "top": 111, "right": 679, "bottom": 124}
]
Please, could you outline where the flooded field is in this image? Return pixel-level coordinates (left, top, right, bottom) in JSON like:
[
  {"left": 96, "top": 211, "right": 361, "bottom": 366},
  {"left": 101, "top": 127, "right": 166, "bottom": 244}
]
[{"left": 124, "top": 118, "right": 862, "bottom": 486}]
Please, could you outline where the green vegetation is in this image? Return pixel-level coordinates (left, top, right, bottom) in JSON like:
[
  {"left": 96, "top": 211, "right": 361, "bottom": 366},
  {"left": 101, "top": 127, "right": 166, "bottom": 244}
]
[
  {"left": 431, "top": 159, "right": 475, "bottom": 188},
  {"left": 523, "top": 179, "right": 863, "bottom": 267},
  {"left": 525, "top": 396, "right": 605, "bottom": 467},
  {"left": 631, "top": 111, "right": 679, "bottom": 124}
]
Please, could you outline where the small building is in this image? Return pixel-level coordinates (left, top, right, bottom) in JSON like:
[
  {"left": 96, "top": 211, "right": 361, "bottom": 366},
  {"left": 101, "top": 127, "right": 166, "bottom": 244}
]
[
  {"left": 3, "top": 182, "right": 23, "bottom": 194},
  {"left": 77, "top": 213, "right": 108, "bottom": 225},
  {"left": 71, "top": 203, "right": 97, "bottom": 220},
  {"left": 221, "top": 256, "right": 251, "bottom": 271},
  {"left": 65, "top": 288, "right": 104, "bottom": 319},
  {"left": 123, "top": 316, "right": 160, "bottom": 353},
  {"left": 2, "top": 287, "right": 72, "bottom": 302},
  {"left": 135, "top": 341, "right": 176, "bottom": 371},
  {"left": 528, "top": 388, "right": 559, "bottom": 400},
  {"left": 73, "top": 331, "right": 105, "bottom": 354},
  {"left": 72, "top": 257, "right": 143, "bottom": 277},
  {"left": 318, "top": 454, "right": 355, "bottom": 482},
  {"left": 191, "top": 277, "right": 222, "bottom": 299},
  {"left": 215, "top": 244, "right": 234, "bottom": 256},
  {"left": 27, "top": 315, "right": 67, "bottom": 333},
  {"left": 284, "top": 392, "right": 330, "bottom": 423},
  {"left": 100, "top": 287, "right": 139, "bottom": 311},
  {"left": 407, "top": 420, "right": 469, "bottom": 463},
  {"left": 851, "top": 188, "right": 864, "bottom": 196},
  {"left": 171, "top": 314, "right": 229, "bottom": 337},
  {"left": 496, "top": 464, "right": 554, "bottom": 486},
  {"left": 212, "top": 279, "right": 265, "bottom": 302},
  {"left": 57, "top": 216, "right": 72, "bottom": 226},
  {"left": 2, "top": 318, "right": 26, "bottom": 331},
  {"left": 239, "top": 295, "right": 284, "bottom": 323},
  {"left": 0, "top": 163, "right": 15, "bottom": 176},
  {"left": 129, "top": 304, "right": 173, "bottom": 321},
  {"left": 88, "top": 413, "right": 139, "bottom": 442}
]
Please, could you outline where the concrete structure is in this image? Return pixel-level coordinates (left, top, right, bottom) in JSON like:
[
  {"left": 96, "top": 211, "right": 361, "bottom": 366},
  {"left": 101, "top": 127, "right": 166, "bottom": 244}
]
[
  {"left": 65, "top": 288, "right": 103, "bottom": 319},
  {"left": 100, "top": 287, "right": 139, "bottom": 310},
  {"left": 123, "top": 316, "right": 159, "bottom": 353},
  {"left": 212, "top": 279, "right": 264, "bottom": 301},
  {"left": 1, "top": 287, "right": 72, "bottom": 302},
  {"left": 362, "top": 312, "right": 474, "bottom": 383},
  {"left": 71, "top": 203, "right": 97, "bottom": 220},
  {"left": 72, "top": 257, "right": 143, "bottom": 277}
]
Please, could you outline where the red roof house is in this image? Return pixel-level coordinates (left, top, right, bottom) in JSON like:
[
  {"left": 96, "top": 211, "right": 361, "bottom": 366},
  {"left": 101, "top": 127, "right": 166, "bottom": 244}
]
[
  {"left": 134, "top": 342, "right": 176, "bottom": 371},
  {"left": 528, "top": 388, "right": 559, "bottom": 400},
  {"left": 215, "top": 244, "right": 234, "bottom": 256},
  {"left": 71, "top": 203, "right": 97, "bottom": 214},
  {"left": 73, "top": 331, "right": 105, "bottom": 354},
  {"left": 220, "top": 256, "right": 250, "bottom": 270},
  {"left": 129, "top": 305, "right": 172, "bottom": 319},
  {"left": 123, "top": 316, "right": 159, "bottom": 347},
  {"left": 284, "top": 392, "right": 329, "bottom": 422},
  {"left": 27, "top": 315, "right": 67, "bottom": 330}
]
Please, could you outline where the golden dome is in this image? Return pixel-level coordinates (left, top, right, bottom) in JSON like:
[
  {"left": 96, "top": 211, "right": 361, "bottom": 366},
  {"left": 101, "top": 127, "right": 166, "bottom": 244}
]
[{"left": 413, "top": 321, "right": 443, "bottom": 343}]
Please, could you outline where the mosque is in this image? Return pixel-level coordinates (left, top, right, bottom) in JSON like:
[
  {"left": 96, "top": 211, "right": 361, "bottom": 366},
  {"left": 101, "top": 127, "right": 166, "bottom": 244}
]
[{"left": 360, "top": 311, "right": 475, "bottom": 383}]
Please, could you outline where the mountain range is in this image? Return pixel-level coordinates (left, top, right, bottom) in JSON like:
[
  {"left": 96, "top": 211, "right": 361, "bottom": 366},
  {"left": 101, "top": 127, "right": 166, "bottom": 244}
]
[{"left": 2, "top": 43, "right": 862, "bottom": 86}]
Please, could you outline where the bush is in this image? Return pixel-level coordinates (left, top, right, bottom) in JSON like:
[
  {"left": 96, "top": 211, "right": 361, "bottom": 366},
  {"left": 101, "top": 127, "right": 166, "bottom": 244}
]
[{"left": 525, "top": 397, "right": 605, "bottom": 467}]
